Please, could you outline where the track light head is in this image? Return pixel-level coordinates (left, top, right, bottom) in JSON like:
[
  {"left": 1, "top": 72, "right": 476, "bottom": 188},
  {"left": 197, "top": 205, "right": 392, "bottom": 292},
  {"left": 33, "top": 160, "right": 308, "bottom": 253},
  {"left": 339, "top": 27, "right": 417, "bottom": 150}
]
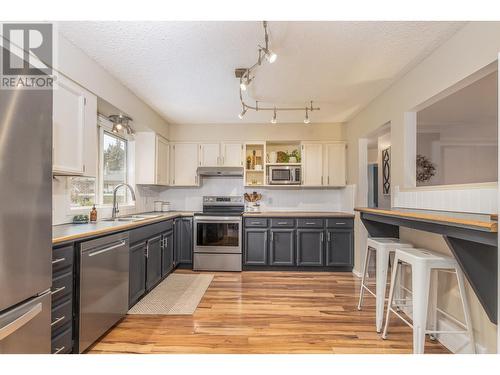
[
  {"left": 271, "top": 108, "right": 277, "bottom": 124},
  {"left": 266, "top": 49, "right": 277, "bottom": 64},
  {"left": 238, "top": 107, "right": 247, "bottom": 120},
  {"left": 304, "top": 108, "right": 310, "bottom": 124}
]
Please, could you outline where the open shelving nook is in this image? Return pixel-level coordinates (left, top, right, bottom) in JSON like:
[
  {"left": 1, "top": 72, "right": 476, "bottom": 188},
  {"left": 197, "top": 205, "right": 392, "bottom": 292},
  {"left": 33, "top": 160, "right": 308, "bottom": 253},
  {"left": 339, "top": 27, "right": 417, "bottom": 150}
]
[{"left": 244, "top": 141, "right": 303, "bottom": 187}]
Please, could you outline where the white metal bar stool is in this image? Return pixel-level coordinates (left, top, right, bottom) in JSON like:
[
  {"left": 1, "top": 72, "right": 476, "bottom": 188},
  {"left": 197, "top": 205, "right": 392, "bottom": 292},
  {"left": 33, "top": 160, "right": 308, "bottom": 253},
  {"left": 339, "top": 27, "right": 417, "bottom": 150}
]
[
  {"left": 382, "top": 248, "right": 475, "bottom": 354},
  {"left": 357, "top": 238, "right": 413, "bottom": 332}
]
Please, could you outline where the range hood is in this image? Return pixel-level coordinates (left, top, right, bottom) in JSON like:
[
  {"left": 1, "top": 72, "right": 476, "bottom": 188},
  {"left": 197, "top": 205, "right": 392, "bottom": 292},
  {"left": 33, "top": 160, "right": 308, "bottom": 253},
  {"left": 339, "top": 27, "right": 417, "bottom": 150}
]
[{"left": 197, "top": 166, "right": 244, "bottom": 177}]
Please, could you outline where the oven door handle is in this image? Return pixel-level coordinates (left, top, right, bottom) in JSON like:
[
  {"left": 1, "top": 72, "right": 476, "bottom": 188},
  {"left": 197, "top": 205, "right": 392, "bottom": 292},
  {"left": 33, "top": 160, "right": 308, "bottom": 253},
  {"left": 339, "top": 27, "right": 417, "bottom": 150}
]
[{"left": 194, "top": 217, "right": 242, "bottom": 222}]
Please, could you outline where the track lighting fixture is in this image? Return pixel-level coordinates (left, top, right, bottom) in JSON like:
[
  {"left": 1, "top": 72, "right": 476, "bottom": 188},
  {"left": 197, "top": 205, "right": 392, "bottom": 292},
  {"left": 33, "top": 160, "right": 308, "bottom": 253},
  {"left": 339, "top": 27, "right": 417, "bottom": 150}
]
[
  {"left": 271, "top": 108, "right": 277, "bottom": 124},
  {"left": 235, "top": 22, "right": 320, "bottom": 123},
  {"left": 238, "top": 106, "right": 247, "bottom": 119},
  {"left": 263, "top": 48, "right": 277, "bottom": 64},
  {"left": 109, "top": 114, "right": 134, "bottom": 135},
  {"left": 304, "top": 108, "right": 310, "bottom": 124}
]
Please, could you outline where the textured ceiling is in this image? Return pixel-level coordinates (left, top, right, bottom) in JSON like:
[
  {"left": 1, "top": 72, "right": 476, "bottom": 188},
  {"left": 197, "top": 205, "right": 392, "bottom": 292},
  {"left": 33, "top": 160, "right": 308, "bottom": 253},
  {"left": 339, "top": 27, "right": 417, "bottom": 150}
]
[{"left": 58, "top": 21, "right": 465, "bottom": 125}]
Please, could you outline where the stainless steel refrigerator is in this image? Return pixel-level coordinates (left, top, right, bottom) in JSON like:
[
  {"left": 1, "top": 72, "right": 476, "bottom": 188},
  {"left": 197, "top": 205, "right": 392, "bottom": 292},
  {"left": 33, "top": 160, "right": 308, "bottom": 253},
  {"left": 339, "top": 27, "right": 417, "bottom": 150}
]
[{"left": 0, "top": 56, "right": 53, "bottom": 353}]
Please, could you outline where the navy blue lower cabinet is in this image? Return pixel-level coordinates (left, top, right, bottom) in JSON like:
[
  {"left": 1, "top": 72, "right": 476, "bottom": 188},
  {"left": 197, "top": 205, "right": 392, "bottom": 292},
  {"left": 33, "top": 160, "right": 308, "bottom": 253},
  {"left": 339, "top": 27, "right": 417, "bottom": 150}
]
[
  {"left": 161, "top": 230, "right": 174, "bottom": 276},
  {"left": 146, "top": 235, "right": 162, "bottom": 291},
  {"left": 129, "top": 241, "right": 147, "bottom": 308},
  {"left": 326, "top": 229, "right": 354, "bottom": 267},
  {"left": 296, "top": 229, "right": 325, "bottom": 266},
  {"left": 176, "top": 217, "right": 193, "bottom": 265},
  {"left": 269, "top": 229, "right": 295, "bottom": 266},
  {"left": 244, "top": 228, "right": 268, "bottom": 265}
]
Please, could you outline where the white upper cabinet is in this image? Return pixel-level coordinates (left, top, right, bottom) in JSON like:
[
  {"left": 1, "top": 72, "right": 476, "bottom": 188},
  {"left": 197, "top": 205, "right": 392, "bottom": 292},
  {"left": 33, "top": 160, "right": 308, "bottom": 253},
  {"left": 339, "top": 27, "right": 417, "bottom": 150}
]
[
  {"left": 135, "top": 132, "right": 169, "bottom": 185},
  {"left": 170, "top": 143, "right": 199, "bottom": 186},
  {"left": 134, "top": 132, "right": 169, "bottom": 185},
  {"left": 222, "top": 142, "right": 244, "bottom": 167},
  {"left": 199, "top": 142, "right": 243, "bottom": 167},
  {"left": 302, "top": 143, "right": 324, "bottom": 186},
  {"left": 324, "top": 143, "right": 346, "bottom": 187},
  {"left": 53, "top": 75, "right": 95, "bottom": 176},
  {"left": 156, "top": 136, "right": 170, "bottom": 185},
  {"left": 199, "top": 143, "right": 220, "bottom": 167}
]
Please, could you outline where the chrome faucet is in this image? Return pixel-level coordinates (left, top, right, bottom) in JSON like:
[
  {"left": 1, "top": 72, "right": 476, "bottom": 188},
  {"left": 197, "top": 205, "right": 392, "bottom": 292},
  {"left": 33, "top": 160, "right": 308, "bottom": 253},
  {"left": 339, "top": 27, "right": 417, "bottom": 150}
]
[{"left": 111, "top": 183, "right": 136, "bottom": 219}]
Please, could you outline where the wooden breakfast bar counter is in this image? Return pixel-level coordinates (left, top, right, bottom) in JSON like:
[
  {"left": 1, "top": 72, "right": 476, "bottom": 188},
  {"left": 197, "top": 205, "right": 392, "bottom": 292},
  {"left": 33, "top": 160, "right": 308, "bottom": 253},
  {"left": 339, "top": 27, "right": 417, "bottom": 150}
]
[{"left": 355, "top": 207, "right": 498, "bottom": 324}]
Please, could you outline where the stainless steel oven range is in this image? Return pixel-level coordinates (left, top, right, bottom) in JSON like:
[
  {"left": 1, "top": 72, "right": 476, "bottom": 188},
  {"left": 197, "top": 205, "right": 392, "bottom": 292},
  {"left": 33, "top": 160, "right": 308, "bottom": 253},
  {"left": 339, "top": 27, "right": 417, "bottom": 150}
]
[{"left": 193, "top": 196, "right": 244, "bottom": 271}]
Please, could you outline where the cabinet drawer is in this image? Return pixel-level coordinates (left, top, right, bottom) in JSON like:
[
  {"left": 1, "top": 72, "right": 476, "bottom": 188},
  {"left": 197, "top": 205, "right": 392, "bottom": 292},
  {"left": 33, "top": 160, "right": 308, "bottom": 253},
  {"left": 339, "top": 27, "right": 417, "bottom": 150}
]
[
  {"left": 52, "top": 245, "right": 74, "bottom": 274},
  {"left": 51, "top": 271, "right": 73, "bottom": 305},
  {"left": 326, "top": 218, "right": 354, "bottom": 228},
  {"left": 270, "top": 218, "right": 295, "bottom": 228},
  {"left": 51, "top": 298, "right": 72, "bottom": 332},
  {"left": 245, "top": 218, "right": 268, "bottom": 228},
  {"left": 297, "top": 218, "right": 324, "bottom": 228},
  {"left": 51, "top": 324, "right": 72, "bottom": 354}
]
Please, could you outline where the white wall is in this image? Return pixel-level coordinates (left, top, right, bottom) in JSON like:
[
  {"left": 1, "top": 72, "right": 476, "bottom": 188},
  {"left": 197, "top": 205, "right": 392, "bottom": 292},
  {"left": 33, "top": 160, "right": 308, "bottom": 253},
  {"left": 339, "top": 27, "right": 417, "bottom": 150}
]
[
  {"left": 168, "top": 122, "right": 345, "bottom": 142},
  {"left": 346, "top": 21, "right": 500, "bottom": 353},
  {"left": 56, "top": 33, "right": 169, "bottom": 138}
]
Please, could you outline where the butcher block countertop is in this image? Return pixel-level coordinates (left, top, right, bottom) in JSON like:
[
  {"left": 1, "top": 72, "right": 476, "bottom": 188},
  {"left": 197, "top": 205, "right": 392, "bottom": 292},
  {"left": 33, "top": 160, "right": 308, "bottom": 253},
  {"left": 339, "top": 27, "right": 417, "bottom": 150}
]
[
  {"left": 354, "top": 207, "right": 497, "bottom": 233},
  {"left": 243, "top": 211, "right": 355, "bottom": 218},
  {"left": 52, "top": 212, "right": 194, "bottom": 245}
]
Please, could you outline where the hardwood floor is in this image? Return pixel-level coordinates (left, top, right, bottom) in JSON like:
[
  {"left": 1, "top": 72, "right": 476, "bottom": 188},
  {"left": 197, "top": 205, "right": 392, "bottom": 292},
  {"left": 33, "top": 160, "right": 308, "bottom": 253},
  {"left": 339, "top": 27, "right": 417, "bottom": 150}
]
[{"left": 88, "top": 270, "right": 449, "bottom": 354}]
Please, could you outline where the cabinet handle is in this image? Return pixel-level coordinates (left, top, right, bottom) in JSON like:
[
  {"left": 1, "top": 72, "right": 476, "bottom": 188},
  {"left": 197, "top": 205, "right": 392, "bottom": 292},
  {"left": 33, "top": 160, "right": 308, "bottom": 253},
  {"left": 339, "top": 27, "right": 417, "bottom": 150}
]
[
  {"left": 321, "top": 176, "right": 323, "bottom": 185},
  {"left": 251, "top": 221, "right": 261, "bottom": 225},
  {"left": 145, "top": 244, "right": 149, "bottom": 258},
  {"left": 277, "top": 222, "right": 287, "bottom": 225},
  {"left": 320, "top": 232, "right": 324, "bottom": 243},
  {"left": 328, "top": 176, "right": 330, "bottom": 185},
  {"left": 53, "top": 346, "right": 65, "bottom": 354},
  {"left": 51, "top": 286, "right": 65, "bottom": 296},
  {"left": 52, "top": 257, "right": 66, "bottom": 265},
  {"left": 327, "top": 232, "right": 331, "bottom": 242},
  {"left": 305, "top": 222, "right": 316, "bottom": 225},
  {"left": 87, "top": 241, "right": 126, "bottom": 257},
  {"left": 335, "top": 222, "right": 346, "bottom": 225},
  {"left": 271, "top": 232, "right": 274, "bottom": 242},
  {"left": 51, "top": 315, "right": 66, "bottom": 327}
]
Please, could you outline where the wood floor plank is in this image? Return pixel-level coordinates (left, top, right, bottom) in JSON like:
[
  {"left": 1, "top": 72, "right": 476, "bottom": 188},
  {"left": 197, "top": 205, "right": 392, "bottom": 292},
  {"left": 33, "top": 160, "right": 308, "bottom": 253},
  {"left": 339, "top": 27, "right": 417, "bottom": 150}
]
[{"left": 87, "top": 270, "right": 450, "bottom": 354}]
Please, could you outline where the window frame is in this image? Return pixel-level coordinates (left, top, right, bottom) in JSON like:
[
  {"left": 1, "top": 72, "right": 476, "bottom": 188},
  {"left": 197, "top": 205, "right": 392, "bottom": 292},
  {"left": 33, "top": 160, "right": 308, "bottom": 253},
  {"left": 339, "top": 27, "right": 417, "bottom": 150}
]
[{"left": 98, "top": 126, "right": 131, "bottom": 207}]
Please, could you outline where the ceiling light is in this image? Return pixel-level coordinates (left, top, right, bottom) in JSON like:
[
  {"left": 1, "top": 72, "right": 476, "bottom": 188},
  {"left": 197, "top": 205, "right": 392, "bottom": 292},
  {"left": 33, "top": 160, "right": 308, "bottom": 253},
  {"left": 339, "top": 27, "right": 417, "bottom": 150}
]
[
  {"left": 109, "top": 114, "right": 134, "bottom": 135},
  {"left": 265, "top": 49, "right": 277, "bottom": 64},
  {"left": 304, "top": 108, "right": 310, "bottom": 124},
  {"left": 238, "top": 107, "right": 247, "bottom": 119},
  {"left": 235, "top": 22, "right": 320, "bottom": 122},
  {"left": 271, "top": 108, "right": 277, "bottom": 124}
]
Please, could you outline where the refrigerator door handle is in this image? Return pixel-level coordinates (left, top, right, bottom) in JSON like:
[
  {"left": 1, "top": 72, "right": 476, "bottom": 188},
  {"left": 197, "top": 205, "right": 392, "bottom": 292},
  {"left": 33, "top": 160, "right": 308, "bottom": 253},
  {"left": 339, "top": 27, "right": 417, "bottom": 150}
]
[{"left": 0, "top": 303, "right": 42, "bottom": 341}]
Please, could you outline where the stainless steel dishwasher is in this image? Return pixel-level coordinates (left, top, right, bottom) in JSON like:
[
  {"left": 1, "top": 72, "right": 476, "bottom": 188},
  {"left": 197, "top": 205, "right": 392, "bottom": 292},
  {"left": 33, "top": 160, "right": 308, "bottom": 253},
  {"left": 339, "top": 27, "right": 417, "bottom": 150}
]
[{"left": 78, "top": 232, "right": 129, "bottom": 353}]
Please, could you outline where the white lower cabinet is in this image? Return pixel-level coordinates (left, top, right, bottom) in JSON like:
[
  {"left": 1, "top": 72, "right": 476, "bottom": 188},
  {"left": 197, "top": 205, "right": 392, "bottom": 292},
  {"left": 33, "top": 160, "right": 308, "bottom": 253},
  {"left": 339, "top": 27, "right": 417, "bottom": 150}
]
[
  {"left": 170, "top": 143, "right": 200, "bottom": 186},
  {"left": 135, "top": 132, "right": 169, "bottom": 185},
  {"left": 53, "top": 74, "right": 97, "bottom": 176}
]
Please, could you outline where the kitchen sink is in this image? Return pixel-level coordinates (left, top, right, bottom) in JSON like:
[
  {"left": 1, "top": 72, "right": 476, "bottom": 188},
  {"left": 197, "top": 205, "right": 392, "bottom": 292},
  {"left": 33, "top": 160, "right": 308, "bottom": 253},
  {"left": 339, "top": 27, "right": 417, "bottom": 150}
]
[{"left": 102, "top": 214, "right": 162, "bottom": 222}]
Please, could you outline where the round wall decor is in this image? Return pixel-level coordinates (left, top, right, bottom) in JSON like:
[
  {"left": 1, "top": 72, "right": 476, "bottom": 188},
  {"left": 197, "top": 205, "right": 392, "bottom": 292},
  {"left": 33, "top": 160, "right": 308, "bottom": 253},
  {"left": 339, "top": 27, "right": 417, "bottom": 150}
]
[{"left": 416, "top": 154, "right": 436, "bottom": 183}]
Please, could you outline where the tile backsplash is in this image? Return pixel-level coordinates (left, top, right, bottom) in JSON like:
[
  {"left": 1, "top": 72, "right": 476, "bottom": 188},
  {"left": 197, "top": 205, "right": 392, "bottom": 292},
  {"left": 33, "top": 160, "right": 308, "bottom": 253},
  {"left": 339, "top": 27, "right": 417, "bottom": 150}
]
[
  {"left": 53, "top": 176, "right": 355, "bottom": 225},
  {"left": 154, "top": 177, "right": 356, "bottom": 213}
]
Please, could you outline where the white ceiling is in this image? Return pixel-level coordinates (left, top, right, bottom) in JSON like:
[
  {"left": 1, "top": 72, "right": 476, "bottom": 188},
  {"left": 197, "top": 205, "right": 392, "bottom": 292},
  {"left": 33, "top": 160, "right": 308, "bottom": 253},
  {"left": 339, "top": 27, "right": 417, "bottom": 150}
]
[{"left": 58, "top": 21, "right": 465, "bottom": 125}]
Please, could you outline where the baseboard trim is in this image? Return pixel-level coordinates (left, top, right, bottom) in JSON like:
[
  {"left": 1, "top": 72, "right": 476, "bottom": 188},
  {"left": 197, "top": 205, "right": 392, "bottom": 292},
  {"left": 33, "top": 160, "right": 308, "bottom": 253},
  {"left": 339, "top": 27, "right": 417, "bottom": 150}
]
[{"left": 352, "top": 269, "right": 362, "bottom": 278}]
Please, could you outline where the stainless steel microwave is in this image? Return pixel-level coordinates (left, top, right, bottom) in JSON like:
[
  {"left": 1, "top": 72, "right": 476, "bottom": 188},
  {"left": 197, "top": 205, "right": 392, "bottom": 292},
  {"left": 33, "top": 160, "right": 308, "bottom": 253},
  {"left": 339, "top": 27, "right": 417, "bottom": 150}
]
[{"left": 268, "top": 165, "right": 301, "bottom": 185}]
